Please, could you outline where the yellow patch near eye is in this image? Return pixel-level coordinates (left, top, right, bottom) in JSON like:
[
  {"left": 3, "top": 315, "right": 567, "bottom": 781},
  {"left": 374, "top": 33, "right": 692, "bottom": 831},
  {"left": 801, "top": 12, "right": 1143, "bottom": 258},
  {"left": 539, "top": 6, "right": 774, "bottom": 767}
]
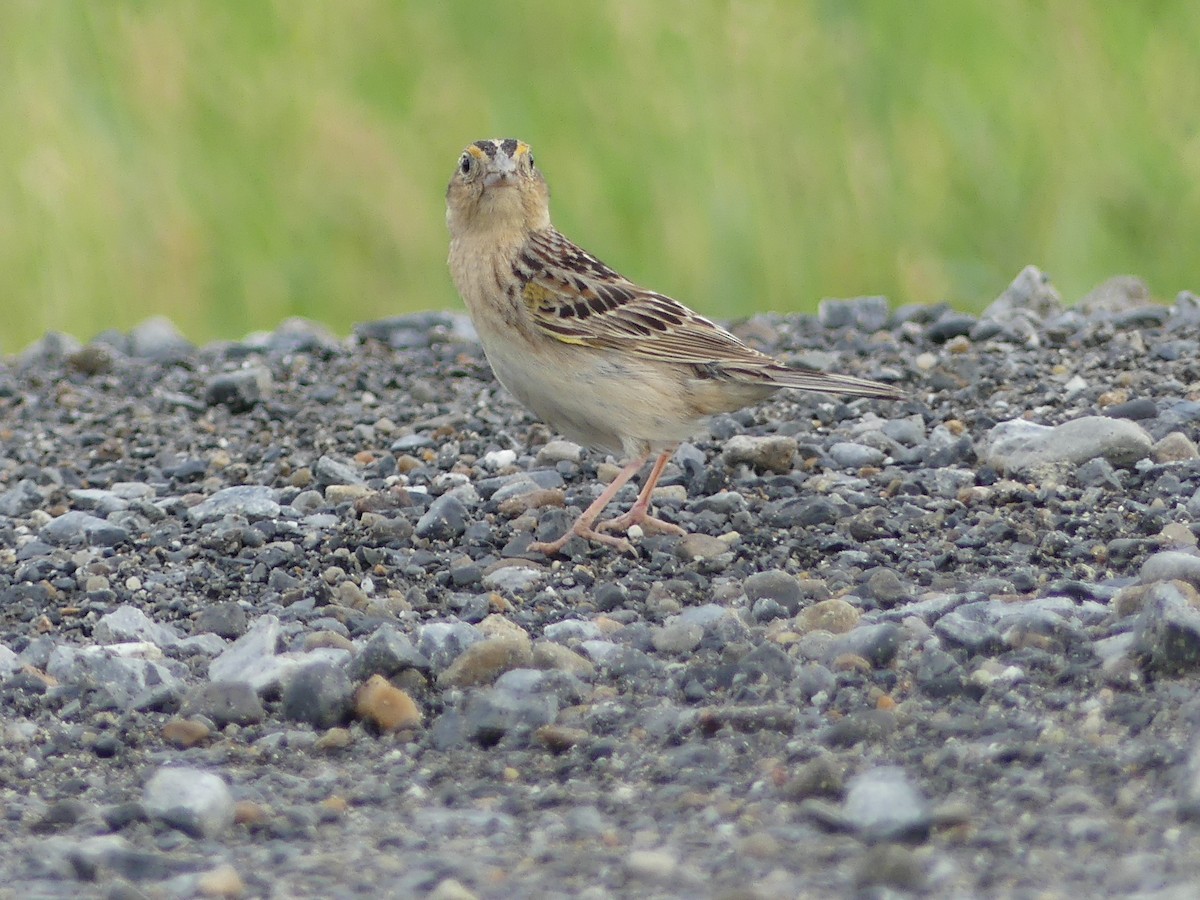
[
  {"left": 466, "top": 146, "right": 489, "bottom": 160},
  {"left": 513, "top": 142, "right": 531, "bottom": 157}
]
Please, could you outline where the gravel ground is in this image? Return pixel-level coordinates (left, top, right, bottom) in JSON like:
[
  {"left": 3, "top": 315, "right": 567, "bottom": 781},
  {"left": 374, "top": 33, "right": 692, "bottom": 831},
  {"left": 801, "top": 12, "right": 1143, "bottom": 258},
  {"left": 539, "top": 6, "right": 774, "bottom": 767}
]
[{"left": 3, "top": 267, "right": 1200, "bottom": 899}]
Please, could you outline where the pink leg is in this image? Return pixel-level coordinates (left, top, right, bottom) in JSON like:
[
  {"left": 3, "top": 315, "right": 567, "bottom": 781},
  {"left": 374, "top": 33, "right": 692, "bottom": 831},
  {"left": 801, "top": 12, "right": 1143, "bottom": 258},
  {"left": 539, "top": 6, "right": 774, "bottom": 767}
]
[
  {"left": 597, "top": 449, "right": 686, "bottom": 537},
  {"left": 528, "top": 454, "right": 649, "bottom": 556}
]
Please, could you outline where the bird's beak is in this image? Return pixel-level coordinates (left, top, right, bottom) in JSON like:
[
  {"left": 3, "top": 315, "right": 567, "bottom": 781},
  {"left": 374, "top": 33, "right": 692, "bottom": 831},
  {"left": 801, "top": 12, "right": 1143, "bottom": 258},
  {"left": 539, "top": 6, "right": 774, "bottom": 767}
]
[{"left": 483, "top": 155, "right": 518, "bottom": 187}]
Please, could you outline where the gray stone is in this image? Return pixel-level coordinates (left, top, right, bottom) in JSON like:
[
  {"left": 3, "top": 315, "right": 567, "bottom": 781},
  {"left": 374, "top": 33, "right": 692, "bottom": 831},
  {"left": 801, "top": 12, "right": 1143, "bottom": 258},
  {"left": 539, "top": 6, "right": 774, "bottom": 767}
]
[
  {"left": 830, "top": 623, "right": 904, "bottom": 668},
  {"left": 843, "top": 766, "right": 929, "bottom": 841},
  {"left": 817, "top": 296, "right": 891, "bottom": 331},
  {"left": 188, "top": 485, "right": 281, "bottom": 524},
  {"left": 1140, "top": 552, "right": 1200, "bottom": 587},
  {"left": 204, "top": 616, "right": 347, "bottom": 694},
  {"left": 204, "top": 366, "right": 271, "bottom": 412},
  {"left": 194, "top": 602, "right": 250, "bottom": 639},
  {"left": 207, "top": 615, "right": 281, "bottom": 685},
  {"left": 180, "top": 680, "right": 266, "bottom": 726},
  {"left": 542, "top": 619, "right": 604, "bottom": 644},
  {"left": 349, "top": 624, "right": 429, "bottom": 680},
  {"left": 93, "top": 606, "right": 182, "bottom": 648},
  {"left": 46, "top": 645, "right": 182, "bottom": 709},
  {"left": 417, "top": 621, "right": 484, "bottom": 672},
  {"left": 67, "top": 488, "right": 130, "bottom": 514},
  {"left": 0, "top": 644, "right": 18, "bottom": 677},
  {"left": 415, "top": 493, "right": 469, "bottom": 540},
  {"left": 129, "top": 316, "right": 193, "bottom": 359},
  {"left": 980, "top": 265, "right": 1063, "bottom": 323},
  {"left": 1131, "top": 581, "right": 1200, "bottom": 674},
  {"left": 933, "top": 606, "right": 1004, "bottom": 655},
  {"left": 39, "top": 511, "right": 129, "bottom": 547},
  {"left": 143, "top": 767, "right": 235, "bottom": 839},
  {"left": 827, "top": 441, "right": 886, "bottom": 468},
  {"left": 314, "top": 455, "right": 366, "bottom": 487},
  {"left": 744, "top": 570, "right": 804, "bottom": 614},
  {"left": 979, "top": 416, "right": 1152, "bottom": 476},
  {"left": 535, "top": 440, "right": 583, "bottom": 465},
  {"left": 282, "top": 661, "right": 353, "bottom": 728},
  {"left": 463, "top": 681, "right": 559, "bottom": 746},
  {"left": 0, "top": 480, "right": 43, "bottom": 517},
  {"left": 482, "top": 566, "right": 545, "bottom": 593},
  {"left": 650, "top": 621, "right": 703, "bottom": 654}
]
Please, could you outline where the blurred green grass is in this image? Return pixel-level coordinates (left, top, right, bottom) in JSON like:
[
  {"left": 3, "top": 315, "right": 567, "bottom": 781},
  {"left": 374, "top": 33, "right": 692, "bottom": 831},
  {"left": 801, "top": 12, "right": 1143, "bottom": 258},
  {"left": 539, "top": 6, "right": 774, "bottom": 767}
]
[{"left": 2, "top": 1, "right": 1198, "bottom": 352}]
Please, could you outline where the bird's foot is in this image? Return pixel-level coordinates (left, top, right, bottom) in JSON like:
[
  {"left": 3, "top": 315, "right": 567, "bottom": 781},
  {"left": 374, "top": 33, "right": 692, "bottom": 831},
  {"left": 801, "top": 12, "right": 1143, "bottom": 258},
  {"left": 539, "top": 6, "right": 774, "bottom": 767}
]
[
  {"left": 597, "top": 509, "right": 686, "bottom": 537},
  {"left": 528, "top": 524, "right": 635, "bottom": 557}
]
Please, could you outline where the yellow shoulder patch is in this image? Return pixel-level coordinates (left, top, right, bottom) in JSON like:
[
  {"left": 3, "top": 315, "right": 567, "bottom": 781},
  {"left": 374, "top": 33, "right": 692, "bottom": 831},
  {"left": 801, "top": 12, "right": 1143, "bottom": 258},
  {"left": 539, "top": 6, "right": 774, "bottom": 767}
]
[{"left": 520, "top": 281, "right": 556, "bottom": 305}]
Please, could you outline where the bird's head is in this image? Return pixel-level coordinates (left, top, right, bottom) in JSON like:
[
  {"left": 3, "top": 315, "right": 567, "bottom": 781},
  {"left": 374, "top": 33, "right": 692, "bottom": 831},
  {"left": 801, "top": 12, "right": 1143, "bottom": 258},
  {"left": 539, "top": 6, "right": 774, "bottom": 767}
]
[{"left": 446, "top": 138, "right": 551, "bottom": 238}]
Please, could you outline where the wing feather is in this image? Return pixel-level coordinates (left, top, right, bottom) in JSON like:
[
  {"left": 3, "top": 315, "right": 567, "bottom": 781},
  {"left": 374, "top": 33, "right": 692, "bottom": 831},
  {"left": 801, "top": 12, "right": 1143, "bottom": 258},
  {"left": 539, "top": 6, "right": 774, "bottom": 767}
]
[{"left": 515, "top": 229, "right": 903, "bottom": 400}]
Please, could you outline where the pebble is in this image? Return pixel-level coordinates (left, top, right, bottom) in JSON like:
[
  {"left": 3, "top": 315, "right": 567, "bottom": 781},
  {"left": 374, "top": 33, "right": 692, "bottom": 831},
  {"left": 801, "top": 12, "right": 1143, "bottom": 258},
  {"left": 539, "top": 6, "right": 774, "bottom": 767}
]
[
  {"left": 827, "top": 441, "right": 886, "bottom": 468},
  {"left": 205, "top": 367, "right": 270, "bottom": 412},
  {"left": 721, "top": 434, "right": 798, "bottom": 473},
  {"left": 348, "top": 624, "right": 429, "bottom": 680},
  {"left": 1131, "top": 581, "right": 1200, "bottom": 673},
  {"left": 196, "top": 863, "right": 246, "bottom": 898},
  {"left": 187, "top": 485, "right": 281, "bottom": 524},
  {"left": 744, "top": 570, "right": 804, "bottom": 614},
  {"left": 818, "top": 295, "right": 891, "bottom": 331},
  {"left": 282, "top": 661, "right": 354, "bottom": 728},
  {"left": 180, "top": 681, "right": 266, "bottom": 726},
  {"left": 39, "top": 510, "right": 129, "bottom": 547},
  {"left": 842, "top": 766, "right": 929, "bottom": 841},
  {"left": 796, "top": 598, "right": 860, "bottom": 634},
  {"left": 94, "top": 605, "right": 182, "bottom": 647},
  {"left": 142, "top": 767, "right": 235, "bottom": 839},
  {"left": 535, "top": 439, "right": 583, "bottom": 465},
  {"left": 1141, "top": 551, "right": 1200, "bottom": 587},
  {"left": 354, "top": 675, "right": 423, "bottom": 732},
  {"left": 415, "top": 494, "right": 469, "bottom": 540},
  {"left": 980, "top": 416, "right": 1153, "bottom": 475},
  {"left": 438, "top": 635, "right": 534, "bottom": 688}
]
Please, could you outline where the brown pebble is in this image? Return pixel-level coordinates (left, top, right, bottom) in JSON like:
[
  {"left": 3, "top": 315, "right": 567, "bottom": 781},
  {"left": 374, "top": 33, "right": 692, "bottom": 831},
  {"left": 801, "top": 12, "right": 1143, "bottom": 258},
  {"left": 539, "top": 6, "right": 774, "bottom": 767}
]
[
  {"left": 535, "top": 725, "right": 589, "bottom": 753},
  {"left": 161, "top": 717, "right": 212, "bottom": 748},
  {"left": 355, "top": 675, "right": 423, "bottom": 732},
  {"left": 304, "top": 630, "right": 355, "bottom": 652},
  {"left": 325, "top": 484, "right": 373, "bottom": 504},
  {"left": 321, "top": 795, "right": 349, "bottom": 815},
  {"left": 287, "top": 467, "right": 314, "bottom": 488},
  {"left": 497, "top": 488, "right": 566, "bottom": 516},
  {"left": 676, "top": 533, "right": 728, "bottom": 560},
  {"left": 831, "top": 653, "right": 872, "bottom": 674},
  {"left": 1153, "top": 431, "right": 1200, "bottom": 463},
  {"left": 782, "top": 753, "right": 845, "bottom": 801},
  {"left": 796, "top": 598, "right": 860, "bottom": 634},
  {"left": 394, "top": 454, "right": 423, "bottom": 473},
  {"left": 234, "top": 800, "right": 268, "bottom": 826},
  {"left": 531, "top": 640, "right": 596, "bottom": 677},
  {"left": 437, "top": 635, "right": 534, "bottom": 688},
  {"left": 315, "top": 727, "right": 353, "bottom": 750},
  {"left": 488, "top": 593, "right": 513, "bottom": 613},
  {"left": 197, "top": 863, "right": 245, "bottom": 898}
]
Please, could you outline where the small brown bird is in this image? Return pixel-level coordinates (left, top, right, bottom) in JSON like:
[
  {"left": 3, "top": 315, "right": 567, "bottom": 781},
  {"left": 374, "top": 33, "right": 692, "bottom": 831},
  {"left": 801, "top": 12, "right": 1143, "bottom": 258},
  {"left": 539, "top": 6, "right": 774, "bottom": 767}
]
[{"left": 446, "top": 138, "right": 902, "bottom": 555}]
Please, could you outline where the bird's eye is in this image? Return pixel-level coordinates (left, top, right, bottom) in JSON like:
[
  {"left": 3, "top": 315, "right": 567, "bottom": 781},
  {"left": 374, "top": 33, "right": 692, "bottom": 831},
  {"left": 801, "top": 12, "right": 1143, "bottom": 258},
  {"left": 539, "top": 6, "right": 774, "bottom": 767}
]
[
  {"left": 459, "top": 155, "right": 471, "bottom": 175},
  {"left": 527, "top": 154, "right": 535, "bottom": 169}
]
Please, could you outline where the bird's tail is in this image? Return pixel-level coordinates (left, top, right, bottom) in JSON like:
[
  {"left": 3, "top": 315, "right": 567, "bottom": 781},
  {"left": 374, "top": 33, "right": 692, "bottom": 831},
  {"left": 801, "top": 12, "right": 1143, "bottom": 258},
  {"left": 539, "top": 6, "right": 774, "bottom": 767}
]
[{"left": 765, "top": 364, "right": 905, "bottom": 400}]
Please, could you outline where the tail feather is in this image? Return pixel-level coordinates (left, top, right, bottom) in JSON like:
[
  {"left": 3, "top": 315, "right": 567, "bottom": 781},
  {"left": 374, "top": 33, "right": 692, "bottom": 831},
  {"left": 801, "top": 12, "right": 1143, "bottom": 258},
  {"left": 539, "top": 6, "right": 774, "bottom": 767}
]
[{"left": 766, "top": 365, "right": 905, "bottom": 400}]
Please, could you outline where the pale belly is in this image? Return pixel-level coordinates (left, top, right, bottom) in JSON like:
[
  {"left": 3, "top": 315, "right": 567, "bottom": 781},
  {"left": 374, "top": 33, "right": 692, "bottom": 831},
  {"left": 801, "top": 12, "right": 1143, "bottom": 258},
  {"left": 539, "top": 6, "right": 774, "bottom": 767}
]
[{"left": 478, "top": 328, "right": 776, "bottom": 458}]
